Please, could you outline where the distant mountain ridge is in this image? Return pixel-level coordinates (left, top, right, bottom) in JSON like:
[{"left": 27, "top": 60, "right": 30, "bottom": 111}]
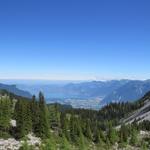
[
  {"left": 17, "top": 80, "right": 129, "bottom": 99},
  {"left": 0, "top": 83, "right": 32, "bottom": 98},
  {"left": 103, "top": 80, "right": 150, "bottom": 105},
  {"left": 6, "top": 79, "right": 150, "bottom": 109},
  {"left": 61, "top": 80, "right": 129, "bottom": 99}
]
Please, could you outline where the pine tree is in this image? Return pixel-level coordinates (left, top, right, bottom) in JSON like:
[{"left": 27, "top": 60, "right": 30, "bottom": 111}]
[
  {"left": 25, "top": 102, "right": 32, "bottom": 134},
  {"left": 0, "top": 95, "right": 12, "bottom": 138},
  {"left": 15, "top": 100, "right": 32, "bottom": 138},
  {"left": 15, "top": 99, "right": 24, "bottom": 138},
  {"left": 33, "top": 100, "right": 40, "bottom": 136},
  {"left": 85, "top": 120, "right": 92, "bottom": 140},
  {"left": 95, "top": 130, "right": 105, "bottom": 147},
  {"left": 41, "top": 137, "right": 56, "bottom": 150},
  {"left": 119, "top": 124, "right": 128, "bottom": 143},
  {"left": 49, "top": 103, "right": 60, "bottom": 135},
  {"left": 105, "top": 138, "right": 111, "bottom": 150},
  {"left": 130, "top": 128, "right": 138, "bottom": 146},
  {"left": 99, "top": 129, "right": 105, "bottom": 142},
  {"left": 30, "top": 95, "right": 37, "bottom": 130},
  {"left": 70, "top": 115, "right": 78, "bottom": 143},
  {"left": 60, "top": 134, "right": 71, "bottom": 150},
  {"left": 78, "top": 128, "right": 86, "bottom": 150},
  {"left": 37, "top": 92, "right": 50, "bottom": 139},
  {"left": 60, "top": 113, "right": 70, "bottom": 141},
  {"left": 108, "top": 123, "right": 118, "bottom": 144}
]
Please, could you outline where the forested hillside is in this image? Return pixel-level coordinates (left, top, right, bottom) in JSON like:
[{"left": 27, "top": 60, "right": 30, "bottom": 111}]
[
  {"left": 0, "top": 90, "right": 150, "bottom": 150},
  {"left": 0, "top": 83, "right": 32, "bottom": 98}
]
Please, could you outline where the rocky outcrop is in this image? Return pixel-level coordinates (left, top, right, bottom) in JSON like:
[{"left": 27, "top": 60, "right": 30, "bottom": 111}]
[
  {"left": 0, "top": 133, "right": 41, "bottom": 150},
  {"left": 0, "top": 138, "right": 21, "bottom": 150},
  {"left": 122, "top": 99, "right": 150, "bottom": 124}
]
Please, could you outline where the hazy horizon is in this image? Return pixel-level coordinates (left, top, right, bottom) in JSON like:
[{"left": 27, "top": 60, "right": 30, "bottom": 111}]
[{"left": 0, "top": 78, "right": 149, "bottom": 85}]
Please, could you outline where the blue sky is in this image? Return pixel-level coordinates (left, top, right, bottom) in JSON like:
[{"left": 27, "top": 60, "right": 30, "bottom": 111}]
[{"left": 0, "top": 0, "right": 150, "bottom": 80}]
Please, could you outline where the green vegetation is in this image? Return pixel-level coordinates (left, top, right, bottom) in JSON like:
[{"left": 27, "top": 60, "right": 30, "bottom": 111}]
[
  {"left": 0, "top": 94, "right": 12, "bottom": 138},
  {"left": 0, "top": 89, "right": 150, "bottom": 149}
]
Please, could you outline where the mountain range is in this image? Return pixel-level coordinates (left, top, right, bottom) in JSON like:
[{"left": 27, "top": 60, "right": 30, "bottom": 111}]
[
  {"left": 0, "top": 83, "right": 32, "bottom": 98},
  {"left": 16, "top": 80, "right": 129, "bottom": 99},
  {"left": 1, "top": 79, "right": 150, "bottom": 109},
  {"left": 102, "top": 80, "right": 150, "bottom": 105}
]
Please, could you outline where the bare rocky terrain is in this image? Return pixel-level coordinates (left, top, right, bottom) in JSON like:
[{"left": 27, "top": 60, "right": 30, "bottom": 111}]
[
  {"left": 122, "top": 95, "right": 150, "bottom": 124},
  {"left": 0, "top": 133, "right": 41, "bottom": 150}
]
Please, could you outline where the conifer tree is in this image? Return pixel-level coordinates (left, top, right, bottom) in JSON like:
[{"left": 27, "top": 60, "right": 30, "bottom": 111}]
[
  {"left": 48, "top": 103, "right": 61, "bottom": 134},
  {"left": 119, "top": 124, "right": 128, "bottom": 143},
  {"left": 70, "top": 115, "right": 78, "bottom": 143},
  {"left": 105, "top": 138, "right": 111, "bottom": 150},
  {"left": 108, "top": 123, "right": 118, "bottom": 144},
  {"left": 41, "top": 137, "right": 56, "bottom": 150},
  {"left": 130, "top": 128, "right": 138, "bottom": 146},
  {"left": 95, "top": 130, "right": 104, "bottom": 147},
  {"left": 15, "top": 100, "right": 32, "bottom": 138},
  {"left": 37, "top": 92, "right": 50, "bottom": 139},
  {"left": 60, "top": 113, "right": 70, "bottom": 141},
  {"left": 78, "top": 128, "right": 86, "bottom": 150},
  {"left": 30, "top": 95, "right": 40, "bottom": 134},
  {"left": 99, "top": 129, "right": 105, "bottom": 142},
  {"left": 60, "top": 134, "right": 71, "bottom": 150},
  {"left": 0, "top": 96, "right": 12, "bottom": 138},
  {"left": 85, "top": 120, "right": 92, "bottom": 140}
]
